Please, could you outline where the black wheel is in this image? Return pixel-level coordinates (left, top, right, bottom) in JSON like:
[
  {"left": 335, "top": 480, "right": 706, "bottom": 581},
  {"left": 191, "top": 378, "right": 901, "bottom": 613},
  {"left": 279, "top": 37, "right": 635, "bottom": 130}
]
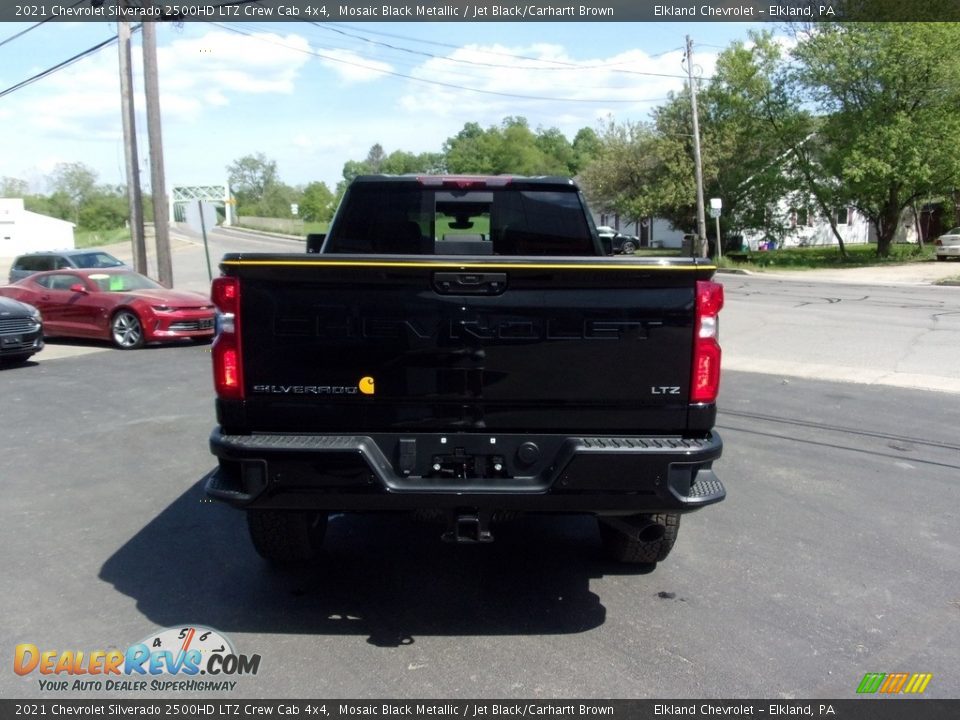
[
  {"left": 599, "top": 512, "right": 680, "bottom": 564},
  {"left": 246, "top": 510, "right": 327, "bottom": 565},
  {"left": 111, "top": 310, "right": 144, "bottom": 349},
  {"left": 620, "top": 240, "right": 637, "bottom": 254},
  {"left": 936, "top": 255, "right": 946, "bottom": 262}
]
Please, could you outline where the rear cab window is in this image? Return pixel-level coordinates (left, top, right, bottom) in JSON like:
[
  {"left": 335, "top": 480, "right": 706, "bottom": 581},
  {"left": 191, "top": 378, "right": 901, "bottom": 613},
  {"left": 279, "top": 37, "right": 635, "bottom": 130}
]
[{"left": 324, "top": 179, "right": 598, "bottom": 256}]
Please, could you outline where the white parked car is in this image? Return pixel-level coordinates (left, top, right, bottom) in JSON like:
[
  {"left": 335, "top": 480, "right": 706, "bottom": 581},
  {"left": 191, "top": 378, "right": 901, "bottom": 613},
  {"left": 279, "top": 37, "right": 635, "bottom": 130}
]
[{"left": 935, "top": 228, "right": 960, "bottom": 261}]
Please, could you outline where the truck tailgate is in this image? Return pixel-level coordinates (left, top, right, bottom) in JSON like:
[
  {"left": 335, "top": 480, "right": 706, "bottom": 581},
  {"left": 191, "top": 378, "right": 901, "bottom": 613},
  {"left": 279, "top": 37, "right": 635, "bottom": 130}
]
[{"left": 221, "top": 255, "right": 716, "bottom": 435}]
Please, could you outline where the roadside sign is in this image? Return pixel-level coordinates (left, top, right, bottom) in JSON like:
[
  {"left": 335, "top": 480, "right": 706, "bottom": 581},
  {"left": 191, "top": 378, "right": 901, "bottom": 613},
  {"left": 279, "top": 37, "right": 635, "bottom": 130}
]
[{"left": 184, "top": 200, "right": 217, "bottom": 234}]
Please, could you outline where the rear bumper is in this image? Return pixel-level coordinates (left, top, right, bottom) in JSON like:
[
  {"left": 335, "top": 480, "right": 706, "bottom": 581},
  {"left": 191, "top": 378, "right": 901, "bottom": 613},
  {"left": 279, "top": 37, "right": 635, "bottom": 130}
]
[{"left": 206, "top": 428, "right": 724, "bottom": 515}]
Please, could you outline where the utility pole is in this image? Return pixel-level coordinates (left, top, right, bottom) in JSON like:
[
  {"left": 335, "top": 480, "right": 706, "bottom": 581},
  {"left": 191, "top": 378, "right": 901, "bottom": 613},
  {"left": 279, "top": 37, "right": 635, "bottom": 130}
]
[
  {"left": 118, "top": 16, "right": 146, "bottom": 274},
  {"left": 142, "top": 20, "right": 173, "bottom": 287},
  {"left": 685, "top": 35, "right": 708, "bottom": 258}
]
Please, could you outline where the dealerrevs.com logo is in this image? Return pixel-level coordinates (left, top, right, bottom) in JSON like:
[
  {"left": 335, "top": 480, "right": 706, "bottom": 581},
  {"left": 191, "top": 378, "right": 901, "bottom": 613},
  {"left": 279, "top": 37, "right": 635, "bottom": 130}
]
[{"left": 14, "top": 626, "right": 261, "bottom": 693}]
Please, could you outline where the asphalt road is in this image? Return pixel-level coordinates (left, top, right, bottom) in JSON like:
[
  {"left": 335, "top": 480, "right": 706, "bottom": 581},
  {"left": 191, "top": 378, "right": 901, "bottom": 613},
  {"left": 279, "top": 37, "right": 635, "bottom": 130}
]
[
  {"left": 721, "top": 275, "right": 960, "bottom": 393},
  {"left": 1, "top": 331, "right": 958, "bottom": 700}
]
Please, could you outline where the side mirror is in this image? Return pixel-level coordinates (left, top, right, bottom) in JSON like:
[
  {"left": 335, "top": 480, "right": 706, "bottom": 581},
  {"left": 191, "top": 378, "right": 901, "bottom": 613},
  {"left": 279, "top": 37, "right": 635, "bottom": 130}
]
[
  {"left": 69, "top": 283, "right": 88, "bottom": 294},
  {"left": 599, "top": 236, "right": 613, "bottom": 256},
  {"left": 306, "top": 233, "right": 326, "bottom": 253}
]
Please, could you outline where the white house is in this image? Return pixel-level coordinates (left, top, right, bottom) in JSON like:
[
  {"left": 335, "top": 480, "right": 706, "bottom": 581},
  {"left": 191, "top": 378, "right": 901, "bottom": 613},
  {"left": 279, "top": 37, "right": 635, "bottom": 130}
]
[
  {"left": 740, "top": 203, "right": 918, "bottom": 251},
  {"left": 0, "top": 198, "right": 75, "bottom": 256}
]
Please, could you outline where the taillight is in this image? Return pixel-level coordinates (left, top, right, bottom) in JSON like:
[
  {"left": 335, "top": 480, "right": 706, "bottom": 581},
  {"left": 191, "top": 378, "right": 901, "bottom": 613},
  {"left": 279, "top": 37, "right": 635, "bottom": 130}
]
[
  {"left": 211, "top": 276, "right": 243, "bottom": 399},
  {"left": 691, "top": 280, "right": 724, "bottom": 404},
  {"left": 212, "top": 275, "right": 238, "bottom": 313}
]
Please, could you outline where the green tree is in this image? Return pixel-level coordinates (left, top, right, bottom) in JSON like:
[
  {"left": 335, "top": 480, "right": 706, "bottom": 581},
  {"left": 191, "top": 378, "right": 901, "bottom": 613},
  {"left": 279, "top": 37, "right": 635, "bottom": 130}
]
[
  {"left": 380, "top": 149, "right": 444, "bottom": 175},
  {"left": 494, "top": 117, "right": 544, "bottom": 173},
  {"left": 299, "top": 181, "right": 335, "bottom": 223},
  {"left": 790, "top": 22, "right": 960, "bottom": 256},
  {"left": 335, "top": 145, "right": 445, "bottom": 204},
  {"left": 1, "top": 177, "right": 29, "bottom": 197},
  {"left": 697, "top": 33, "right": 814, "bottom": 247},
  {"left": 227, "top": 153, "right": 279, "bottom": 210},
  {"left": 48, "top": 162, "right": 98, "bottom": 224},
  {"left": 32, "top": 191, "right": 74, "bottom": 223},
  {"left": 578, "top": 119, "right": 664, "bottom": 226},
  {"left": 571, "top": 127, "right": 602, "bottom": 174},
  {"left": 535, "top": 127, "right": 576, "bottom": 175},
  {"left": 258, "top": 182, "right": 298, "bottom": 218},
  {"left": 443, "top": 122, "right": 500, "bottom": 174},
  {"left": 77, "top": 189, "right": 127, "bottom": 231},
  {"left": 365, "top": 143, "right": 387, "bottom": 173},
  {"left": 580, "top": 34, "right": 814, "bottom": 248},
  {"left": 341, "top": 158, "right": 372, "bottom": 185},
  {"left": 442, "top": 117, "right": 585, "bottom": 176}
]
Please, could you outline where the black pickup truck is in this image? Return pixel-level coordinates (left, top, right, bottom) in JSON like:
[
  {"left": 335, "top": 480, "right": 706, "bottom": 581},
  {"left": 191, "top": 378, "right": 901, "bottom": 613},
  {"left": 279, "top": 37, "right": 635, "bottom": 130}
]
[{"left": 206, "top": 175, "right": 725, "bottom": 568}]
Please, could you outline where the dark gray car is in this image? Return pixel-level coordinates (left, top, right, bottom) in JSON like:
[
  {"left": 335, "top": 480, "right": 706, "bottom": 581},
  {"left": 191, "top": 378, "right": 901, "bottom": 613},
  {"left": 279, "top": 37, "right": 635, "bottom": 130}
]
[
  {"left": 0, "top": 296, "right": 43, "bottom": 364},
  {"left": 8, "top": 249, "right": 126, "bottom": 283}
]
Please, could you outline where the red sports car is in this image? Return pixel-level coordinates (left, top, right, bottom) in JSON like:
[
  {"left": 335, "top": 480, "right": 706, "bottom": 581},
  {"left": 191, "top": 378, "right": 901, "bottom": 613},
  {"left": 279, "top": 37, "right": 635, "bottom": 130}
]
[{"left": 0, "top": 268, "right": 216, "bottom": 349}]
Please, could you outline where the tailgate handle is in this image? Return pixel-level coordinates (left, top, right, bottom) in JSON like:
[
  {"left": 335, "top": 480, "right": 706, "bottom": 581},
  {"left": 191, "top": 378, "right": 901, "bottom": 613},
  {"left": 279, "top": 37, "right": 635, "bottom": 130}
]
[{"left": 432, "top": 272, "right": 507, "bottom": 296}]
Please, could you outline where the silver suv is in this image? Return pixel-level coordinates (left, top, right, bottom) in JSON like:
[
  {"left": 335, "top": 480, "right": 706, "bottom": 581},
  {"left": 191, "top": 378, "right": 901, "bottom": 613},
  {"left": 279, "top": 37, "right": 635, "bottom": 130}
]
[{"left": 8, "top": 250, "right": 126, "bottom": 283}]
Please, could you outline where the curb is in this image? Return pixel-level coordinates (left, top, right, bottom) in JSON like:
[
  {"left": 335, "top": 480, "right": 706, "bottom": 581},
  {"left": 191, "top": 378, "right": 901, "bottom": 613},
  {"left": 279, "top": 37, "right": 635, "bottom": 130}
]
[{"left": 223, "top": 226, "right": 305, "bottom": 243}]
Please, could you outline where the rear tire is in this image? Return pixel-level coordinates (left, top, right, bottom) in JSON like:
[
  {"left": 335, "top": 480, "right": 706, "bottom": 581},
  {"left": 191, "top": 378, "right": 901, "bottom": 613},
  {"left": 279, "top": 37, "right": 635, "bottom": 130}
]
[
  {"left": 246, "top": 510, "right": 327, "bottom": 565},
  {"left": 936, "top": 255, "right": 945, "bottom": 262},
  {"left": 599, "top": 512, "right": 680, "bottom": 564}
]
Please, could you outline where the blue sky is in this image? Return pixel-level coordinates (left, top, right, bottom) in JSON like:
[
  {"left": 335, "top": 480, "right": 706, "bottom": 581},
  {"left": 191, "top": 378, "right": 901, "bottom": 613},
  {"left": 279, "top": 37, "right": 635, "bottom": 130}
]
[{"left": 0, "top": 20, "right": 761, "bottom": 194}]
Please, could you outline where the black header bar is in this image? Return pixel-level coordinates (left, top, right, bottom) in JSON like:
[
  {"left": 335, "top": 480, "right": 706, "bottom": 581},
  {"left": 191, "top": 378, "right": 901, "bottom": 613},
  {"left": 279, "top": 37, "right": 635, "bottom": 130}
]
[{"left": 2, "top": 0, "right": 959, "bottom": 23}]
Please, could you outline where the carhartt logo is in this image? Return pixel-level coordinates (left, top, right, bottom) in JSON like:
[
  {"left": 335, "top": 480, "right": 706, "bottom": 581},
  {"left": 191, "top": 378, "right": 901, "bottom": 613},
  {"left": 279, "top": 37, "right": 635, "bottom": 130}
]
[{"left": 857, "top": 672, "right": 932, "bottom": 694}]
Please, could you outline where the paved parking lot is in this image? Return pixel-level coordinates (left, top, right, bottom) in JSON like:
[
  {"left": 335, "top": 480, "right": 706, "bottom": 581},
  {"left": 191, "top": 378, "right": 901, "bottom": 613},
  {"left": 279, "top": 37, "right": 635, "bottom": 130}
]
[
  {"left": 3, "top": 236, "right": 958, "bottom": 700},
  {"left": 2, "top": 341, "right": 958, "bottom": 699}
]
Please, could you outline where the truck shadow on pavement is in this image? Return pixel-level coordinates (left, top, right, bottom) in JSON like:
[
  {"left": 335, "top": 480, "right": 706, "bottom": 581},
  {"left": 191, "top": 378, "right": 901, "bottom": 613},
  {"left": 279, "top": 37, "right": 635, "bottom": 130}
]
[{"left": 100, "top": 477, "right": 611, "bottom": 645}]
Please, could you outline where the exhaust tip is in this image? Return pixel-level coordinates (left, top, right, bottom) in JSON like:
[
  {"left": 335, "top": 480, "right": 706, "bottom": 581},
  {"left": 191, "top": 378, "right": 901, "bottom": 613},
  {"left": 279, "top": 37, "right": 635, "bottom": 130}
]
[{"left": 638, "top": 523, "right": 666, "bottom": 543}]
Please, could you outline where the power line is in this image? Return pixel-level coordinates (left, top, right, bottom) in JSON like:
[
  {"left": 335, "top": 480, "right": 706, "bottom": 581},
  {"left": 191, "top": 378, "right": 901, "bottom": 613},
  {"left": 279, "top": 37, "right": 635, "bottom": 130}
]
[
  {"left": 0, "top": 32, "right": 127, "bottom": 100},
  {"left": 326, "top": 22, "right": 686, "bottom": 68},
  {"left": 313, "top": 23, "right": 690, "bottom": 79},
  {"left": 0, "top": 1, "right": 84, "bottom": 49},
  {"left": 232, "top": 21, "right": 634, "bottom": 91},
  {"left": 215, "top": 23, "right": 674, "bottom": 105},
  {"left": 0, "top": 22, "right": 53, "bottom": 50},
  {"left": 288, "top": 22, "right": 683, "bottom": 90}
]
